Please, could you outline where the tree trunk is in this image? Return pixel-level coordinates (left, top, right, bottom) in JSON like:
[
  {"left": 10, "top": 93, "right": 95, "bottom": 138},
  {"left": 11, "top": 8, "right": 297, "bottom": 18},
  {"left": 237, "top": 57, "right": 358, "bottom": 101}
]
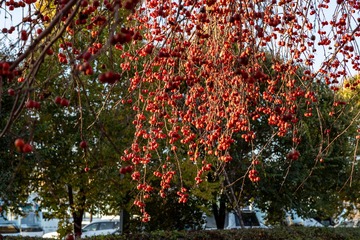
[
  {"left": 234, "top": 208, "right": 245, "bottom": 228},
  {"left": 122, "top": 209, "right": 131, "bottom": 233},
  {"left": 212, "top": 194, "right": 226, "bottom": 229},
  {"left": 67, "top": 184, "right": 85, "bottom": 239},
  {"left": 223, "top": 170, "right": 245, "bottom": 228}
]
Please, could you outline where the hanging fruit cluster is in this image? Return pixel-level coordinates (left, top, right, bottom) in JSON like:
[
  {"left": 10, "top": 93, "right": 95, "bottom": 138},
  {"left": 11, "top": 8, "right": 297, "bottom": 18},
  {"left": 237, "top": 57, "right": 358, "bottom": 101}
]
[{"left": 2, "top": 0, "right": 360, "bottom": 222}]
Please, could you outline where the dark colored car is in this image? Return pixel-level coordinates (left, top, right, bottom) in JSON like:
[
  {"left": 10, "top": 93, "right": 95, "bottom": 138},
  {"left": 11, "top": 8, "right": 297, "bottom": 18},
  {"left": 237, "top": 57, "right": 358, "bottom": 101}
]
[{"left": 0, "top": 222, "right": 21, "bottom": 237}]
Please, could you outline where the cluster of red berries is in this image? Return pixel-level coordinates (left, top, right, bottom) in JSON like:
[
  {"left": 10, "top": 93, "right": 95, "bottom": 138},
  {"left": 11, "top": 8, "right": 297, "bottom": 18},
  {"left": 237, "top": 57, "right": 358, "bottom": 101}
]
[
  {"left": 119, "top": 165, "right": 134, "bottom": 174},
  {"left": 14, "top": 138, "right": 33, "bottom": 153},
  {"left": 177, "top": 187, "right": 189, "bottom": 203},
  {"left": 25, "top": 99, "right": 41, "bottom": 109},
  {"left": 5, "top": 0, "right": 35, "bottom": 11},
  {"left": 2, "top": 26, "right": 16, "bottom": 34},
  {"left": 98, "top": 71, "right": 121, "bottom": 84},
  {"left": 54, "top": 96, "right": 70, "bottom": 107},
  {"left": 0, "top": 62, "right": 12, "bottom": 78},
  {"left": 110, "top": 28, "right": 138, "bottom": 45},
  {"left": 131, "top": 171, "right": 141, "bottom": 181},
  {"left": 248, "top": 169, "right": 260, "bottom": 182},
  {"left": 123, "top": 0, "right": 141, "bottom": 10},
  {"left": 287, "top": 149, "right": 300, "bottom": 161}
]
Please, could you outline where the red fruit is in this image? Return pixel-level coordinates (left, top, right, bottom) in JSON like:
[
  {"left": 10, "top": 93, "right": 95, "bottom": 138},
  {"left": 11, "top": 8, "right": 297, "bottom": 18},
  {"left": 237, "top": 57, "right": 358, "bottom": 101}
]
[
  {"left": 15, "top": 138, "right": 25, "bottom": 148},
  {"left": 82, "top": 51, "right": 91, "bottom": 60},
  {"left": 0, "top": 62, "right": 10, "bottom": 70},
  {"left": 54, "top": 96, "right": 62, "bottom": 104},
  {"left": 81, "top": 0, "right": 88, "bottom": 7},
  {"left": 22, "top": 143, "right": 33, "bottom": 153},
  {"left": 131, "top": 171, "right": 141, "bottom": 180},
  {"left": 34, "top": 101, "right": 41, "bottom": 109},
  {"left": 79, "top": 140, "right": 88, "bottom": 149},
  {"left": 119, "top": 167, "right": 127, "bottom": 174},
  {"left": 98, "top": 71, "right": 120, "bottom": 84},
  {"left": 93, "top": 0, "right": 100, "bottom": 7},
  {"left": 287, "top": 149, "right": 300, "bottom": 161},
  {"left": 249, "top": 169, "right": 258, "bottom": 175},
  {"left": 20, "top": 30, "right": 28, "bottom": 41},
  {"left": 85, "top": 67, "right": 93, "bottom": 75},
  {"left": 60, "top": 98, "right": 70, "bottom": 107},
  {"left": 252, "top": 159, "right": 260, "bottom": 165},
  {"left": 25, "top": 100, "right": 40, "bottom": 109},
  {"left": 43, "top": 15, "right": 50, "bottom": 22},
  {"left": 84, "top": 167, "right": 90, "bottom": 172},
  {"left": 25, "top": 100, "right": 35, "bottom": 109},
  {"left": 8, "top": 88, "right": 15, "bottom": 96},
  {"left": 46, "top": 48, "right": 54, "bottom": 55},
  {"left": 99, "top": 73, "right": 106, "bottom": 83},
  {"left": 125, "top": 165, "right": 133, "bottom": 173}
]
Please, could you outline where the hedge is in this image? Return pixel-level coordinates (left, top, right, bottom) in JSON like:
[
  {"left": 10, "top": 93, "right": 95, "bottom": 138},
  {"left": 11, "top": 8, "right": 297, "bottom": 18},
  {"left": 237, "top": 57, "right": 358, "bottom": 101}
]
[{"left": 5, "top": 227, "right": 360, "bottom": 240}]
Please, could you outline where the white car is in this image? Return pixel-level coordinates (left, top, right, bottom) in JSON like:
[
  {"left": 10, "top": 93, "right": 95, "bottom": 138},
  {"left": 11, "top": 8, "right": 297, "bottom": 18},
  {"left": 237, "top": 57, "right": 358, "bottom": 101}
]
[{"left": 42, "top": 219, "right": 120, "bottom": 238}]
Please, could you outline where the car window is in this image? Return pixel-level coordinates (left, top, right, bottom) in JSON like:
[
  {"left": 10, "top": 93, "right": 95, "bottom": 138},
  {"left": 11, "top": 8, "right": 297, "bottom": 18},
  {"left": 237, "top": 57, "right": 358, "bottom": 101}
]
[
  {"left": 0, "top": 224, "right": 20, "bottom": 233},
  {"left": 114, "top": 221, "right": 120, "bottom": 228},
  {"left": 99, "top": 222, "right": 114, "bottom": 230},
  {"left": 234, "top": 212, "right": 260, "bottom": 227},
  {"left": 83, "top": 223, "right": 99, "bottom": 232}
]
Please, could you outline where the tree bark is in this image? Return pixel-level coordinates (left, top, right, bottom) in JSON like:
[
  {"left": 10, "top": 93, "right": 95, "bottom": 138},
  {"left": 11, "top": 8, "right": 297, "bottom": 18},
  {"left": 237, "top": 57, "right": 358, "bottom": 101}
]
[
  {"left": 67, "top": 184, "right": 85, "bottom": 239},
  {"left": 212, "top": 194, "right": 226, "bottom": 229}
]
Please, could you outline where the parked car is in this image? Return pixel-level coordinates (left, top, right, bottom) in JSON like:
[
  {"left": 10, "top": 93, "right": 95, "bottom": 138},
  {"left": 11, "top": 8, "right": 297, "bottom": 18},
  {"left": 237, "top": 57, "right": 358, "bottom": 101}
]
[
  {"left": 284, "top": 211, "right": 324, "bottom": 227},
  {"left": 334, "top": 220, "right": 360, "bottom": 228},
  {"left": 21, "top": 224, "right": 45, "bottom": 237},
  {"left": 42, "top": 219, "right": 120, "bottom": 238},
  {"left": 225, "top": 210, "right": 269, "bottom": 229},
  {"left": 0, "top": 222, "right": 21, "bottom": 237}
]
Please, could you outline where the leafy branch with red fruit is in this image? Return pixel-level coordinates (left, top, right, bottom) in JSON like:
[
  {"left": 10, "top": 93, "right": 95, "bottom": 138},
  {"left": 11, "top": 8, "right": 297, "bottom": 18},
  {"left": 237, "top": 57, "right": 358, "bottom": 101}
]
[{"left": 1, "top": 0, "right": 360, "bottom": 225}]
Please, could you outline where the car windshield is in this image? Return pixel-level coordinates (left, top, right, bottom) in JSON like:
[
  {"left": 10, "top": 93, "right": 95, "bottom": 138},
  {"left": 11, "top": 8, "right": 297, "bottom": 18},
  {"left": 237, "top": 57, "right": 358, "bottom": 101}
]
[
  {"left": 82, "top": 221, "right": 119, "bottom": 232},
  {"left": 82, "top": 223, "right": 98, "bottom": 232},
  {"left": 0, "top": 224, "right": 20, "bottom": 233}
]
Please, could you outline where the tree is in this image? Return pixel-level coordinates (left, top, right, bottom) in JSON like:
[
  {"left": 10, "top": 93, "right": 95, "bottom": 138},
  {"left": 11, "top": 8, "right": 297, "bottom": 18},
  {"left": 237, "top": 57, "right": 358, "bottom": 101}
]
[
  {"left": 21, "top": 37, "right": 140, "bottom": 237},
  {"left": 256, "top": 81, "right": 358, "bottom": 225},
  {"left": 219, "top": 59, "right": 360, "bottom": 226},
  {"left": 0, "top": 47, "right": 39, "bottom": 217},
  {"left": 1, "top": 0, "right": 360, "bottom": 223},
  {"left": 0, "top": 21, "right": 140, "bottom": 237}
]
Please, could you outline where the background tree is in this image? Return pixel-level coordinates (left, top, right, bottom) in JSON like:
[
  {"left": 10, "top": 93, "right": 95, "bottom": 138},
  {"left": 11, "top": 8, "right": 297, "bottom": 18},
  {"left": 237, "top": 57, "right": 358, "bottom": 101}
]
[
  {"left": 224, "top": 77, "right": 359, "bottom": 225},
  {"left": 0, "top": 47, "right": 39, "bottom": 217},
  {"left": 332, "top": 75, "right": 360, "bottom": 220}
]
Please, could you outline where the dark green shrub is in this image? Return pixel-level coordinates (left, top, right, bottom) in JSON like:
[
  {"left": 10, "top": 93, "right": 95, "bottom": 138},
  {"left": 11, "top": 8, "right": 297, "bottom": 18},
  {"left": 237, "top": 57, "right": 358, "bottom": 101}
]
[{"left": 4, "top": 227, "right": 360, "bottom": 240}]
